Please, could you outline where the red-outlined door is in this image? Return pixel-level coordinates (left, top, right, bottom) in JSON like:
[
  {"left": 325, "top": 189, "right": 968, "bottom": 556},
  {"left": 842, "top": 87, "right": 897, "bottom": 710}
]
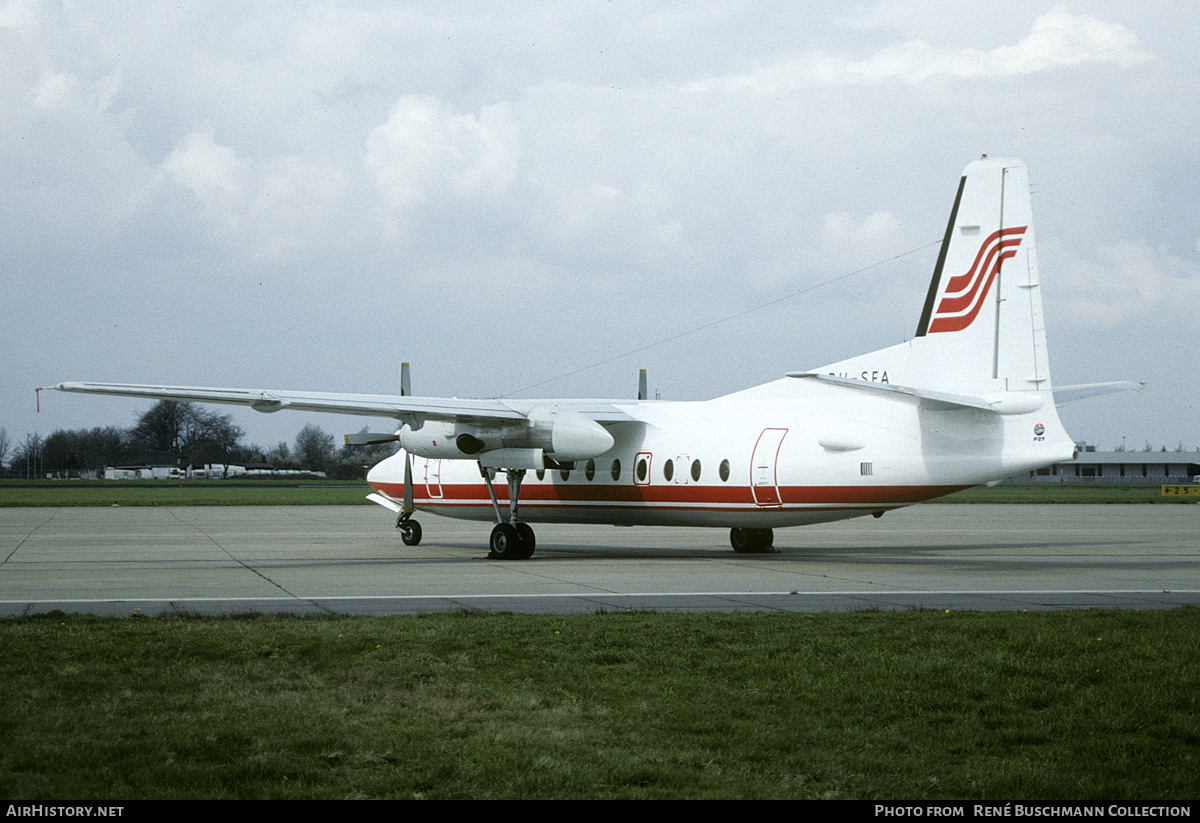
[
  {"left": 424, "top": 458, "right": 443, "bottom": 499},
  {"left": 751, "top": 428, "right": 787, "bottom": 507}
]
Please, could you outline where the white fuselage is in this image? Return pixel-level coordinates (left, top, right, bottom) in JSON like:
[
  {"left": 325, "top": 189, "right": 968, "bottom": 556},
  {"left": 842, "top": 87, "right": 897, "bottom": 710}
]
[{"left": 365, "top": 376, "right": 1075, "bottom": 529}]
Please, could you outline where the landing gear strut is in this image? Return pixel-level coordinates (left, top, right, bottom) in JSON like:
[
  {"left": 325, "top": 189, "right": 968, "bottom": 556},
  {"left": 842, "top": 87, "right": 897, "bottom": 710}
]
[
  {"left": 730, "top": 527, "right": 773, "bottom": 553},
  {"left": 481, "top": 464, "right": 535, "bottom": 559},
  {"left": 396, "top": 451, "right": 422, "bottom": 545}
]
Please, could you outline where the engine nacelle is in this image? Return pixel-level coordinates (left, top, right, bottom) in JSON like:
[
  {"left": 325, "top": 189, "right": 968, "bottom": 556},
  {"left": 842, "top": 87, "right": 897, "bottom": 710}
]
[
  {"left": 525, "top": 405, "right": 614, "bottom": 461},
  {"left": 398, "top": 421, "right": 472, "bottom": 459},
  {"left": 397, "top": 406, "right": 614, "bottom": 465}
]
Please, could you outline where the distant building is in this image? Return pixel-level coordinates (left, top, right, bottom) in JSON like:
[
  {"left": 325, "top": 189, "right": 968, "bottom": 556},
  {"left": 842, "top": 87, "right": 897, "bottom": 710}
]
[
  {"left": 104, "top": 465, "right": 184, "bottom": 480},
  {"left": 1015, "top": 445, "right": 1200, "bottom": 482},
  {"left": 101, "top": 462, "right": 327, "bottom": 479}
]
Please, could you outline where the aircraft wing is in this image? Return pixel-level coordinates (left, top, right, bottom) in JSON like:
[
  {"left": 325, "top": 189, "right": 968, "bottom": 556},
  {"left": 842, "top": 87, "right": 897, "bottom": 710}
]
[{"left": 48, "top": 381, "right": 639, "bottom": 426}]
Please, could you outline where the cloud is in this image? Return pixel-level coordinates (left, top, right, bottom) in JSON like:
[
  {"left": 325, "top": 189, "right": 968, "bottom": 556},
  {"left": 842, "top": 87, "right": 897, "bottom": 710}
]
[
  {"left": 817, "top": 210, "right": 906, "bottom": 270},
  {"left": 365, "top": 95, "right": 518, "bottom": 213},
  {"left": 161, "top": 125, "right": 248, "bottom": 211},
  {"left": 31, "top": 70, "right": 84, "bottom": 113},
  {"left": 1050, "top": 239, "right": 1200, "bottom": 327},
  {"left": 988, "top": 5, "right": 1152, "bottom": 73},
  {"left": 158, "top": 124, "right": 357, "bottom": 260},
  {"left": 689, "top": 5, "right": 1152, "bottom": 93}
]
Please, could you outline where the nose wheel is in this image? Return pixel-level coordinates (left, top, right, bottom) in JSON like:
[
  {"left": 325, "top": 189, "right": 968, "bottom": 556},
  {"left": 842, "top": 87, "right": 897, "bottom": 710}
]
[
  {"left": 397, "top": 516, "right": 422, "bottom": 546},
  {"left": 394, "top": 509, "right": 423, "bottom": 546}
]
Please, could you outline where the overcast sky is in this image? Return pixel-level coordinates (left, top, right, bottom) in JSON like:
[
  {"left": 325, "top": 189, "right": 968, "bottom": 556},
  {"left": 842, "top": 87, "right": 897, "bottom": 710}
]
[{"left": 4, "top": 1, "right": 1197, "bottom": 456}]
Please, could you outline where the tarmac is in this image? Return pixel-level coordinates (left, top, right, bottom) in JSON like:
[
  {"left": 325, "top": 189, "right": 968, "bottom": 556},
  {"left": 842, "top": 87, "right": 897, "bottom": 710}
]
[{"left": 2, "top": 503, "right": 1198, "bottom": 617}]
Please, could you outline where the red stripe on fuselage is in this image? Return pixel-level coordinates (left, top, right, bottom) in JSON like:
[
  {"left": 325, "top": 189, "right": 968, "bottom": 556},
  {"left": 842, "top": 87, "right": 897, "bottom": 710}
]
[{"left": 368, "top": 480, "right": 968, "bottom": 512}]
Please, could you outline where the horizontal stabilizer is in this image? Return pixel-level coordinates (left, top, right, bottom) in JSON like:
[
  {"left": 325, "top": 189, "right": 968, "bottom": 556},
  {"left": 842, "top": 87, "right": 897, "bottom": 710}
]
[{"left": 1052, "top": 381, "right": 1144, "bottom": 404}]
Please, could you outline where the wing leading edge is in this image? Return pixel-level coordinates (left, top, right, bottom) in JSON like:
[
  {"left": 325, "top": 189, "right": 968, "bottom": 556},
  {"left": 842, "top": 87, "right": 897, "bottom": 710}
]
[{"left": 48, "top": 381, "right": 639, "bottom": 427}]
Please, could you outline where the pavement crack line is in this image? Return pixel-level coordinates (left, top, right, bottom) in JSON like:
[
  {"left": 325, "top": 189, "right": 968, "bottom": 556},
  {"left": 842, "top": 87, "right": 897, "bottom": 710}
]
[
  {"left": 165, "top": 508, "right": 309, "bottom": 604},
  {"left": 3, "top": 508, "right": 63, "bottom": 565}
]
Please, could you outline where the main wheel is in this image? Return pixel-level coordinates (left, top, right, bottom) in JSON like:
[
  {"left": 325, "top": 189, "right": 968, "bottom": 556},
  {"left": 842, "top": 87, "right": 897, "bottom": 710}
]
[
  {"left": 730, "top": 527, "right": 773, "bottom": 553},
  {"left": 399, "top": 519, "right": 422, "bottom": 546},
  {"left": 730, "top": 527, "right": 753, "bottom": 552},
  {"left": 514, "top": 522, "right": 536, "bottom": 559},
  {"left": 489, "top": 523, "right": 521, "bottom": 559}
]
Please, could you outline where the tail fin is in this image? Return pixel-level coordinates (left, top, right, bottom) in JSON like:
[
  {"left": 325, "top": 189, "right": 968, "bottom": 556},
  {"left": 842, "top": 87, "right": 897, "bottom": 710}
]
[{"left": 818, "top": 156, "right": 1050, "bottom": 398}]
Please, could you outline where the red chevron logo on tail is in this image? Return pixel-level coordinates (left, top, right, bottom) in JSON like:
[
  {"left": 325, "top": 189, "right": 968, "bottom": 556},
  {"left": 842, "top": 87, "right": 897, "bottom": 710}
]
[{"left": 928, "top": 226, "right": 1027, "bottom": 333}]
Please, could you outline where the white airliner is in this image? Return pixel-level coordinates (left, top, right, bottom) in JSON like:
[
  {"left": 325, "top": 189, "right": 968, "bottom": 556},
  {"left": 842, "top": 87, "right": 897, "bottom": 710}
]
[{"left": 52, "top": 157, "right": 1117, "bottom": 559}]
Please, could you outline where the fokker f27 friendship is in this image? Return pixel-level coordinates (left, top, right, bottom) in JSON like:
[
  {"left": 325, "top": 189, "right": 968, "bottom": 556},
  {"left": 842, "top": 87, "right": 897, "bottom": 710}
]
[{"left": 51, "top": 157, "right": 1125, "bottom": 559}]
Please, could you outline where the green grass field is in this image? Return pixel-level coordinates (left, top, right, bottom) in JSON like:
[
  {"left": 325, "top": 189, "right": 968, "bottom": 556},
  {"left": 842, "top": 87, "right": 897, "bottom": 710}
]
[
  {"left": 0, "top": 478, "right": 370, "bottom": 506},
  {"left": 2, "top": 608, "right": 1197, "bottom": 800},
  {"left": 1, "top": 479, "right": 1196, "bottom": 506},
  {"left": 935, "top": 482, "right": 1192, "bottom": 504}
]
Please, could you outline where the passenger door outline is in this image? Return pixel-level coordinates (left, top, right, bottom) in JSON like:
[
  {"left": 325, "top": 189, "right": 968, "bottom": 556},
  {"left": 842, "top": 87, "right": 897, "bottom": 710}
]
[
  {"left": 751, "top": 428, "right": 787, "bottom": 507},
  {"left": 424, "top": 458, "right": 443, "bottom": 499}
]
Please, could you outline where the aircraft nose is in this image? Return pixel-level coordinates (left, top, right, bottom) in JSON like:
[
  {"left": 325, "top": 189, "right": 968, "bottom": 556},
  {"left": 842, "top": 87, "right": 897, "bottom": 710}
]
[{"left": 367, "top": 450, "right": 407, "bottom": 485}]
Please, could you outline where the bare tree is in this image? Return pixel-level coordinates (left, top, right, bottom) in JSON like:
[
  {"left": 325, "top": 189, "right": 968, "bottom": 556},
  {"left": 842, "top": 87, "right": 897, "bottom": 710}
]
[
  {"left": 0, "top": 427, "right": 10, "bottom": 469},
  {"left": 43, "top": 427, "right": 128, "bottom": 476},
  {"left": 266, "top": 441, "right": 292, "bottom": 469},
  {"left": 128, "top": 401, "right": 245, "bottom": 460},
  {"left": 13, "top": 432, "right": 45, "bottom": 479},
  {"left": 294, "top": 424, "right": 335, "bottom": 473}
]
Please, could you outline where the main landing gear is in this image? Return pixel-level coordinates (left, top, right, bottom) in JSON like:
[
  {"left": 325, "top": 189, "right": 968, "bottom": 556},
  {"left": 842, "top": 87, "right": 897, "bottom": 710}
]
[
  {"left": 730, "top": 527, "right": 774, "bottom": 553},
  {"left": 481, "top": 464, "right": 535, "bottom": 560}
]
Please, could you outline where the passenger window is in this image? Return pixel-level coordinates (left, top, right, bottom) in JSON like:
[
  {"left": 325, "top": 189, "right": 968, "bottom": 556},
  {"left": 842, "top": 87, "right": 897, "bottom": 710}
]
[
  {"left": 663, "top": 459, "right": 674, "bottom": 481},
  {"left": 719, "top": 459, "right": 730, "bottom": 482},
  {"left": 611, "top": 459, "right": 621, "bottom": 481},
  {"left": 585, "top": 459, "right": 596, "bottom": 481},
  {"left": 691, "top": 459, "right": 702, "bottom": 482}
]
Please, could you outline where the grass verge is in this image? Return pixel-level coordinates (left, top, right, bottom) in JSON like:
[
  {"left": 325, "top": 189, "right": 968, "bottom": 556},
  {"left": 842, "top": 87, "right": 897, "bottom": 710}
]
[
  {"left": 0, "top": 479, "right": 369, "bottom": 506},
  {"left": 935, "top": 483, "right": 1194, "bottom": 504},
  {"left": 2, "top": 608, "right": 1197, "bottom": 799}
]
